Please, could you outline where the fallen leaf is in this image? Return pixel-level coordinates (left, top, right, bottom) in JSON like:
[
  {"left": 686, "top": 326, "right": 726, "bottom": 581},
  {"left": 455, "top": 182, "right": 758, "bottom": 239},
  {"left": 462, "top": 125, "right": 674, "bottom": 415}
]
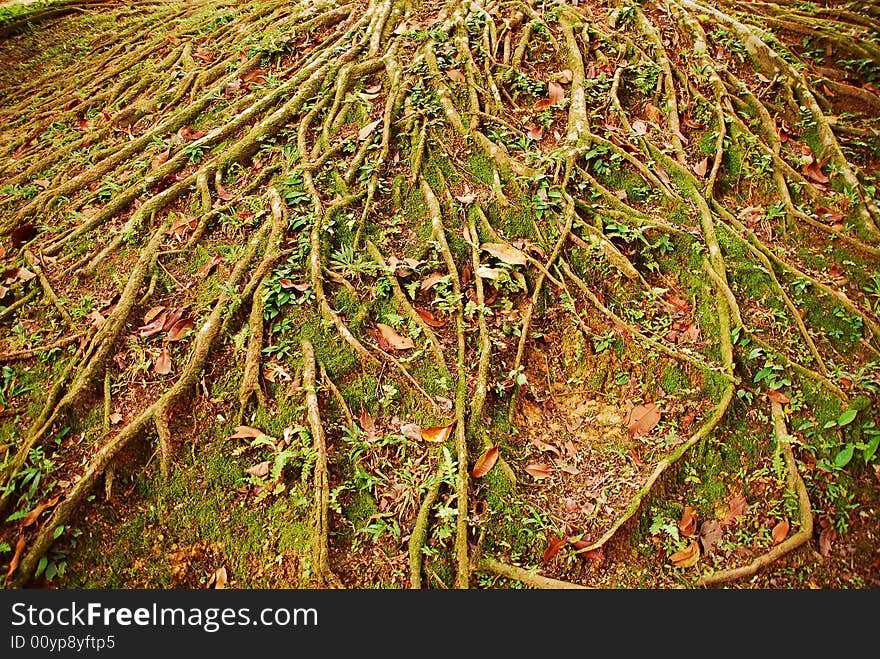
[
  {"left": 480, "top": 242, "right": 527, "bottom": 266},
  {"left": 721, "top": 494, "right": 747, "bottom": 526},
  {"left": 767, "top": 390, "right": 790, "bottom": 404},
  {"left": 166, "top": 317, "right": 194, "bottom": 342},
  {"left": 568, "top": 538, "right": 604, "bottom": 561},
  {"left": 109, "top": 412, "right": 123, "bottom": 425},
  {"left": 399, "top": 423, "right": 423, "bottom": 441},
  {"left": 162, "top": 307, "right": 186, "bottom": 332},
  {"left": 358, "top": 119, "right": 382, "bottom": 141},
  {"left": 138, "top": 312, "right": 168, "bottom": 338},
  {"left": 375, "top": 323, "right": 414, "bottom": 350},
  {"left": 771, "top": 519, "right": 790, "bottom": 545},
  {"left": 679, "top": 505, "right": 698, "bottom": 537},
  {"left": 154, "top": 345, "right": 171, "bottom": 375},
  {"left": 446, "top": 69, "right": 466, "bottom": 84},
  {"left": 819, "top": 525, "right": 836, "bottom": 556},
  {"left": 358, "top": 410, "right": 376, "bottom": 440},
  {"left": 4, "top": 536, "right": 25, "bottom": 581},
  {"left": 421, "top": 423, "right": 454, "bottom": 443},
  {"left": 476, "top": 266, "right": 502, "bottom": 280},
  {"left": 632, "top": 120, "right": 648, "bottom": 135},
  {"left": 669, "top": 540, "right": 700, "bottom": 568},
  {"left": 644, "top": 102, "right": 661, "bottom": 124},
  {"left": 242, "top": 68, "right": 268, "bottom": 84},
  {"left": 151, "top": 149, "right": 170, "bottom": 171},
  {"left": 548, "top": 81, "right": 565, "bottom": 105},
  {"left": 557, "top": 69, "right": 573, "bottom": 84},
  {"left": 625, "top": 403, "right": 661, "bottom": 437},
  {"left": 526, "top": 124, "right": 543, "bottom": 140},
  {"left": 21, "top": 495, "right": 62, "bottom": 527},
  {"left": 207, "top": 566, "right": 228, "bottom": 589},
  {"left": 88, "top": 310, "right": 105, "bottom": 328},
  {"left": 543, "top": 534, "right": 568, "bottom": 563},
  {"left": 229, "top": 426, "right": 266, "bottom": 440},
  {"left": 245, "top": 461, "right": 270, "bottom": 478},
  {"left": 414, "top": 307, "right": 447, "bottom": 328},
  {"left": 533, "top": 98, "right": 552, "bottom": 111},
  {"left": 554, "top": 459, "right": 580, "bottom": 475},
  {"left": 15, "top": 266, "right": 36, "bottom": 282},
  {"left": 803, "top": 160, "right": 830, "bottom": 184},
  {"left": 198, "top": 254, "right": 224, "bottom": 278},
  {"left": 470, "top": 445, "right": 499, "bottom": 478},
  {"left": 693, "top": 157, "right": 709, "bottom": 177},
  {"left": 143, "top": 306, "right": 166, "bottom": 324},
  {"left": 33, "top": 178, "right": 51, "bottom": 189},
  {"left": 525, "top": 463, "right": 553, "bottom": 479},
  {"left": 699, "top": 519, "right": 722, "bottom": 555}
]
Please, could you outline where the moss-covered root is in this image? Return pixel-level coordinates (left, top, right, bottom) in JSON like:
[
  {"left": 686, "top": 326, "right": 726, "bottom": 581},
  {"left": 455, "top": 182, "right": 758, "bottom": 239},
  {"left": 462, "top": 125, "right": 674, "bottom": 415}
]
[
  {"left": 302, "top": 340, "right": 343, "bottom": 589},
  {"left": 696, "top": 400, "right": 814, "bottom": 587},
  {"left": 408, "top": 467, "right": 442, "bottom": 589},
  {"left": 238, "top": 187, "right": 287, "bottom": 419},
  {"left": 7, "top": 218, "right": 270, "bottom": 587},
  {"left": 475, "top": 557, "right": 590, "bottom": 589}
]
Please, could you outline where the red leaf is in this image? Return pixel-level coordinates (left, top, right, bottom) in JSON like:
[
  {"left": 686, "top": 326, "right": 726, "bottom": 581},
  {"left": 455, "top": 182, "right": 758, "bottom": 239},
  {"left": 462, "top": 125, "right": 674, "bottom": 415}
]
[
  {"left": 414, "top": 307, "right": 447, "bottom": 328},
  {"left": 803, "top": 160, "right": 830, "bottom": 184},
  {"left": 721, "top": 494, "right": 747, "bottom": 526},
  {"left": 525, "top": 463, "right": 553, "bottom": 479},
  {"left": 767, "top": 390, "right": 790, "bottom": 404},
  {"left": 4, "top": 536, "right": 25, "bottom": 581},
  {"left": 470, "top": 445, "right": 499, "bottom": 478},
  {"left": 21, "top": 495, "right": 62, "bottom": 527},
  {"left": 543, "top": 534, "right": 568, "bottom": 563},
  {"left": 154, "top": 345, "right": 171, "bottom": 375},
  {"left": 166, "top": 317, "right": 194, "bottom": 342},
  {"left": 679, "top": 505, "right": 698, "bottom": 537},
  {"left": 625, "top": 403, "right": 661, "bottom": 437},
  {"left": 198, "top": 254, "right": 223, "bottom": 278},
  {"left": 568, "top": 538, "right": 604, "bottom": 561},
  {"left": 138, "top": 312, "right": 168, "bottom": 338},
  {"left": 771, "top": 519, "right": 790, "bottom": 545},
  {"left": 375, "top": 323, "right": 414, "bottom": 350},
  {"left": 548, "top": 81, "right": 565, "bottom": 105},
  {"left": 161, "top": 307, "right": 186, "bottom": 332},
  {"left": 421, "top": 423, "right": 454, "bottom": 443},
  {"left": 533, "top": 98, "right": 552, "bottom": 111},
  {"left": 229, "top": 426, "right": 266, "bottom": 440}
]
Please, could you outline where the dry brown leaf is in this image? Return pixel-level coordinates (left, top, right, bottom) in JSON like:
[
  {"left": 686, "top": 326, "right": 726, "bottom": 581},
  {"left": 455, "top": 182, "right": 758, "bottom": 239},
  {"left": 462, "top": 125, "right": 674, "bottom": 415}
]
[
  {"left": 557, "top": 69, "right": 573, "bottom": 84},
  {"left": 543, "top": 534, "right": 568, "bottom": 563},
  {"left": 414, "top": 307, "right": 447, "bottom": 328},
  {"left": 358, "top": 410, "right": 376, "bottom": 440},
  {"left": 207, "top": 566, "right": 228, "bottom": 589},
  {"left": 21, "top": 495, "right": 62, "bottom": 527},
  {"left": 229, "top": 426, "right": 266, "bottom": 440},
  {"left": 644, "top": 102, "right": 661, "bottom": 124},
  {"left": 721, "top": 494, "right": 747, "bottom": 526},
  {"left": 480, "top": 242, "right": 527, "bottom": 266},
  {"left": 143, "top": 306, "right": 166, "bottom": 325},
  {"left": 803, "top": 160, "right": 830, "bottom": 184},
  {"left": 568, "top": 538, "right": 604, "bottom": 562},
  {"left": 357, "top": 119, "right": 382, "bottom": 141},
  {"left": 632, "top": 120, "right": 648, "bottom": 135},
  {"left": 526, "top": 124, "right": 543, "bottom": 141},
  {"left": 242, "top": 68, "right": 268, "bottom": 84},
  {"left": 154, "top": 345, "right": 171, "bottom": 375},
  {"left": 669, "top": 540, "right": 700, "bottom": 568},
  {"left": 767, "top": 390, "right": 790, "bottom": 404},
  {"left": 245, "top": 461, "right": 270, "bottom": 478},
  {"left": 151, "top": 149, "right": 170, "bottom": 171},
  {"left": 10, "top": 223, "right": 37, "bottom": 248},
  {"left": 548, "top": 81, "right": 565, "bottom": 105},
  {"left": 446, "top": 69, "right": 466, "bottom": 84},
  {"left": 421, "top": 423, "right": 454, "bottom": 443},
  {"left": 166, "top": 318, "right": 194, "bottom": 342},
  {"left": 399, "top": 423, "right": 423, "bottom": 442},
  {"left": 625, "top": 403, "right": 661, "bottom": 437},
  {"left": 533, "top": 98, "right": 552, "bottom": 111},
  {"left": 771, "top": 519, "right": 790, "bottom": 545},
  {"left": 525, "top": 463, "right": 553, "bottom": 479},
  {"left": 819, "top": 525, "right": 837, "bottom": 556},
  {"left": 198, "top": 254, "right": 224, "bottom": 278},
  {"left": 679, "top": 505, "right": 698, "bottom": 537},
  {"left": 470, "top": 445, "right": 499, "bottom": 478},
  {"left": 554, "top": 459, "right": 580, "bottom": 475},
  {"left": 162, "top": 307, "right": 186, "bottom": 332},
  {"left": 693, "top": 157, "right": 709, "bottom": 177},
  {"left": 109, "top": 412, "right": 123, "bottom": 425},
  {"left": 699, "top": 519, "right": 722, "bottom": 555},
  {"left": 4, "top": 536, "right": 25, "bottom": 581},
  {"left": 139, "top": 312, "right": 168, "bottom": 338},
  {"left": 375, "top": 323, "right": 414, "bottom": 350}
]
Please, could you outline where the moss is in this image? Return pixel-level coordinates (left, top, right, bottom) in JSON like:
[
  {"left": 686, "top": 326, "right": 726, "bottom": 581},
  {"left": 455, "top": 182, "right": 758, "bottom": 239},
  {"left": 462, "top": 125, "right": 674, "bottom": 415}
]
[{"left": 660, "top": 365, "right": 689, "bottom": 395}]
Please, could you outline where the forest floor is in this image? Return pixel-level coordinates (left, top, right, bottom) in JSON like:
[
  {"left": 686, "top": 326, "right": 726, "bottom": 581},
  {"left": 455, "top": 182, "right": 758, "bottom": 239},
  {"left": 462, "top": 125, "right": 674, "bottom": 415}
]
[{"left": 0, "top": 0, "right": 878, "bottom": 590}]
